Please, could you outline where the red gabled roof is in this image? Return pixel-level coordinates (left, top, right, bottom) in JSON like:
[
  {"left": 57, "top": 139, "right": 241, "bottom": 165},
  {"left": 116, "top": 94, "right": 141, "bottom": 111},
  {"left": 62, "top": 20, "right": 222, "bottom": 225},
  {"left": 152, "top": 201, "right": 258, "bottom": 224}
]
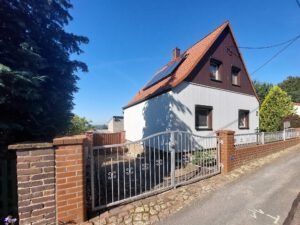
[
  {"left": 294, "top": 102, "right": 300, "bottom": 106},
  {"left": 124, "top": 21, "right": 257, "bottom": 108}
]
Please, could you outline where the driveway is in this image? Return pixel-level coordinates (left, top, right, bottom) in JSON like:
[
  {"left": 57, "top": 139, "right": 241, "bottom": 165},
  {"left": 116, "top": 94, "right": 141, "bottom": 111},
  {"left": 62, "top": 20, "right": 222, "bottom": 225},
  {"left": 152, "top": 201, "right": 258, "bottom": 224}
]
[{"left": 157, "top": 145, "right": 300, "bottom": 225}]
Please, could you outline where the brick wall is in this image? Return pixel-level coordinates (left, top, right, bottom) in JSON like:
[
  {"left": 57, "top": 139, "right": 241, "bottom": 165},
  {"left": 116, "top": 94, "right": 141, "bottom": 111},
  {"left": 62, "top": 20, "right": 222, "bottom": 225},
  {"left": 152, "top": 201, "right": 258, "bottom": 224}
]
[
  {"left": 216, "top": 130, "right": 235, "bottom": 173},
  {"left": 216, "top": 130, "right": 300, "bottom": 173},
  {"left": 53, "top": 135, "right": 88, "bottom": 224},
  {"left": 232, "top": 137, "right": 300, "bottom": 169},
  {"left": 8, "top": 143, "right": 56, "bottom": 225}
]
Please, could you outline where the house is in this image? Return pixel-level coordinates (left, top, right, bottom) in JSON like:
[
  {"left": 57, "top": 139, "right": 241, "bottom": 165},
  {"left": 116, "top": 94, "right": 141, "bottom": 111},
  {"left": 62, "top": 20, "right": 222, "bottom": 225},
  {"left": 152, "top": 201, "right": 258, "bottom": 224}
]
[
  {"left": 108, "top": 116, "right": 124, "bottom": 133},
  {"left": 123, "top": 21, "right": 259, "bottom": 141},
  {"left": 294, "top": 103, "right": 300, "bottom": 116}
]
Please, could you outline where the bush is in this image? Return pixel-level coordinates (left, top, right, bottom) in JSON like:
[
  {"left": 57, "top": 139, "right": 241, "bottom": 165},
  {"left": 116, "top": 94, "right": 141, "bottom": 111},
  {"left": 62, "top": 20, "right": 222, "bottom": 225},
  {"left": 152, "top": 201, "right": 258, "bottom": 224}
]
[{"left": 192, "top": 150, "right": 216, "bottom": 166}]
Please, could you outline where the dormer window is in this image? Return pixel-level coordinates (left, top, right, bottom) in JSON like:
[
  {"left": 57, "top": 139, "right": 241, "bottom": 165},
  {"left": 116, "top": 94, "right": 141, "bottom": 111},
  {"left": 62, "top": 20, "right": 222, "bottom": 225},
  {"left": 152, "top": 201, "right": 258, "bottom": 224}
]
[
  {"left": 209, "top": 59, "right": 222, "bottom": 81},
  {"left": 232, "top": 66, "right": 241, "bottom": 86}
]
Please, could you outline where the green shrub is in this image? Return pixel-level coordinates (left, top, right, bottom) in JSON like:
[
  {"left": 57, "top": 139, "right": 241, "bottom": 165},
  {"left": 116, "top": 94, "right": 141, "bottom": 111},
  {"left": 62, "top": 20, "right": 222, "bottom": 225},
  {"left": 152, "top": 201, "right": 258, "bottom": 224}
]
[{"left": 192, "top": 150, "right": 216, "bottom": 166}]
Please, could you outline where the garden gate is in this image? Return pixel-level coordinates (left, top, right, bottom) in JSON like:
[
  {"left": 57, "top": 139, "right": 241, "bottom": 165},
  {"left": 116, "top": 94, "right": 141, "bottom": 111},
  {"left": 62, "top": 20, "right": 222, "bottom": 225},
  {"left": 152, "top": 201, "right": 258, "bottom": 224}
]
[{"left": 90, "top": 131, "right": 220, "bottom": 211}]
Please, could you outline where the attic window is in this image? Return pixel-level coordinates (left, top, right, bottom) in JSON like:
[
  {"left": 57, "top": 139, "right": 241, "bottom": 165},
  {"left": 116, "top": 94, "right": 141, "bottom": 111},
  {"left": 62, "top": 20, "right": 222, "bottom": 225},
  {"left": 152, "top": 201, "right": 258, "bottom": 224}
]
[
  {"left": 232, "top": 66, "right": 241, "bottom": 86},
  {"left": 209, "top": 59, "right": 222, "bottom": 81}
]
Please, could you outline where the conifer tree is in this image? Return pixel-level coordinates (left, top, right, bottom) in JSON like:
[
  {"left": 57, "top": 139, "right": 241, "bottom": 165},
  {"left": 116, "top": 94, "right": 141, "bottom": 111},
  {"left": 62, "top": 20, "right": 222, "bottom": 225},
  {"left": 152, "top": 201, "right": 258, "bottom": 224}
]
[
  {"left": 0, "top": 0, "right": 88, "bottom": 144},
  {"left": 260, "top": 86, "right": 294, "bottom": 131}
]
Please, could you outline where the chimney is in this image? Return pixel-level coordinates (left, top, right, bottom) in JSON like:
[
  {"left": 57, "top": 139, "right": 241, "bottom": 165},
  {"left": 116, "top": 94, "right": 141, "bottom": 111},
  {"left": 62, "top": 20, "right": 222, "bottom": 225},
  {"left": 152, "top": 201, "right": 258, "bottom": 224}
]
[{"left": 172, "top": 47, "right": 180, "bottom": 60}]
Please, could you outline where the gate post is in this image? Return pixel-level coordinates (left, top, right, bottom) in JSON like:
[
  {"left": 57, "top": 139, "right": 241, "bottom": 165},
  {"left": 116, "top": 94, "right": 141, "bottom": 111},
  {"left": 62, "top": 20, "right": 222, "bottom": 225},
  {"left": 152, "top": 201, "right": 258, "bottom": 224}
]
[
  {"left": 53, "top": 135, "right": 90, "bottom": 224},
  {"left": 170, "top": 132, "right": 175, "bottom": 187},
  {"left": 216, "top": 130, "right": 235, "bottom": 173}
]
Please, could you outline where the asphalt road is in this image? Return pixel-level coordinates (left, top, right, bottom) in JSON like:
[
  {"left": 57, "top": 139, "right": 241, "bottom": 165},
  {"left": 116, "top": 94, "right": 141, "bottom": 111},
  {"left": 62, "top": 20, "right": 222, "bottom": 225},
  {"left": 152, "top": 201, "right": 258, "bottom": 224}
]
[{"left": 157, "top": 146, "right": 300, "bottom": 225}]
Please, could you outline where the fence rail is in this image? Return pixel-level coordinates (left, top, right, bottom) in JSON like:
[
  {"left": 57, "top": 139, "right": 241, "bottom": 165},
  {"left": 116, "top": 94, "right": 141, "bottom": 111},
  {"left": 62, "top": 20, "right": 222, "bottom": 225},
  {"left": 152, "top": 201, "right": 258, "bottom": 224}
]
[
  {"left": 234, "top": 133, "right": 261, "bottom": 149},
  {"left": 234, "top": 128, "right": 300, "bottom": 149},
  {"left": 91, "top": 131, "right": 220, "bottom": 211}
]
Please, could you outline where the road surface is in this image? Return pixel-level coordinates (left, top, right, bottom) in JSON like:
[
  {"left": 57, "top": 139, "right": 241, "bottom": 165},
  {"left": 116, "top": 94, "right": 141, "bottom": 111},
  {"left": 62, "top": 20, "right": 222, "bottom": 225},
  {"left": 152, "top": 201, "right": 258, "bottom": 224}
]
[{"left": 157, "top": 145, "right": 300, "bottom": 225}]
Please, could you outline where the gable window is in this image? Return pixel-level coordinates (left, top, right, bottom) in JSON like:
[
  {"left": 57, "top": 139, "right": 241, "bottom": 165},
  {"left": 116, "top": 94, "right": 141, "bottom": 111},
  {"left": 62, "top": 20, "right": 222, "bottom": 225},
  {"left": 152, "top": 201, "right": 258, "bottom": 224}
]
[
  {"left": 238, "top": 110, "right": 249, "bottom": 129},
  {"left": 232, "top": 66, "right": 241, "bottom": 86},
  {"left": 195, "top": 105, "right": 213, "bottom": 130},
  {"left": 209, "top": 59, "right": 222, "bottom": 81}
]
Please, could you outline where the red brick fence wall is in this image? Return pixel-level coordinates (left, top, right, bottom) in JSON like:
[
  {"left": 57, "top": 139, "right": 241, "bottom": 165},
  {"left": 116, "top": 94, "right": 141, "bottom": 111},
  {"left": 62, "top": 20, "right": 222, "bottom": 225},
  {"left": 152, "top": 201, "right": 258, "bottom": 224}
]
[
  {"left": 8, "top": 143, "right": 56, "bottom": 225},
  {"left": 9, "top": 135, "right": 91, "bottom": 225},
  {"left": 7, "top": 130, "right": 300, "bottom": 224},
  {"left": 216, "top": 130, "right": 300, "bottom": 173}
]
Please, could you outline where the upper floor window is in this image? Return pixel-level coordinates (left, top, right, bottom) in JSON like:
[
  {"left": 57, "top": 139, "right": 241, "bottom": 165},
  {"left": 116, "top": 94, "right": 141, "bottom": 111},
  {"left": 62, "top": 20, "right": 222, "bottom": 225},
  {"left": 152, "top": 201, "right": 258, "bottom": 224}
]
[
  {"left": 209, "top": 59, "right": 222, "bottom": 81},
  {"left": 232, "top": 66, "right": 241, "bottom": 86},
  {"left": 238, "top": 110, "right": 249, "bottom": 129},
  {"left": 195, "top": 105, "right": 213, "bottom": 130}
]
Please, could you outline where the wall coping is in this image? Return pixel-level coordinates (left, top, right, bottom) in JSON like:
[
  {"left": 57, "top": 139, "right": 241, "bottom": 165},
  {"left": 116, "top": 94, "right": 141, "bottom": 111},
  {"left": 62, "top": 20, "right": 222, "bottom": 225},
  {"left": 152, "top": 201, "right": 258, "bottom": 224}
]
[
  {"left": 53, "top": 135, "right": 87, "bottom": 146},
  {"left": 8, "top": 142, "right": 53, "bottom": 150}
]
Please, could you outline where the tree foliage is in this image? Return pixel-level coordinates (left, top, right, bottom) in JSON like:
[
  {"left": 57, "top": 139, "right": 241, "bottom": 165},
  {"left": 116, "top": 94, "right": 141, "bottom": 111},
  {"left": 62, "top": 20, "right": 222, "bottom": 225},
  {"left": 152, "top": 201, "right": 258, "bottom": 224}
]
[
  {"left": 260, "top": 86, "right": 294, "bottom": 132},
  {"left": 0, "top": 0, "right": 88, "bottom": 144},
  {"left": 278, "top": 76, "right": 300, "bottom": 102},
  {"left": 252, "top": 80, "right": 273, "bottom": 103},
  {"left": 67, "top": 115, "right": 94, "bottom": 135}
]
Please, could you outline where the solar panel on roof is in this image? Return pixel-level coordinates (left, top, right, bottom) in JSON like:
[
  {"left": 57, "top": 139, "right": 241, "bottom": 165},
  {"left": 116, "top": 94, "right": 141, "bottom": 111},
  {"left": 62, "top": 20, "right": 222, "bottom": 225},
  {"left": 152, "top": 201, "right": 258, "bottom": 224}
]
[{"left": 143, "top": 55, "right": 186, "bottom": 90}]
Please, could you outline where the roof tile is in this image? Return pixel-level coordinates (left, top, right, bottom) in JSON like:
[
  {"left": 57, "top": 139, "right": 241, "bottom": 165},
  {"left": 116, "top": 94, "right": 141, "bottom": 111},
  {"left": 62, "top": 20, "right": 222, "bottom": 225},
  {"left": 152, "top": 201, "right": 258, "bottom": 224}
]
[{"left": 125, "top": 21, "right": 229, "bottom": 108}]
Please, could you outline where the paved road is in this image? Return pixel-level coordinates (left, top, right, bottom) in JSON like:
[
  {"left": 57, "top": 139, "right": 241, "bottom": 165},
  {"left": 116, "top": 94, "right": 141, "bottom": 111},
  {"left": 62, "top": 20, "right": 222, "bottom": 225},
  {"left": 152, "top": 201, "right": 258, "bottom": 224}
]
[{"left": 157, "top": 146, "right": 300, "bottom": 225}]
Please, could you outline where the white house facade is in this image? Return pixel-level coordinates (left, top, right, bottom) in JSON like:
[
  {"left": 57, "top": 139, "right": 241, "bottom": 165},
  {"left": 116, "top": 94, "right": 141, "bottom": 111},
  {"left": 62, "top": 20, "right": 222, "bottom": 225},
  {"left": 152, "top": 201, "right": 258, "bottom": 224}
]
[
  {"left": 294, "top": 103, "right": 300, "bottom": 116},
  {"left": 124, "top": 82, "right": 259, "bottom": 141},
  {"left": 124, "top": 21, "right": 259, "bottom": 141}
]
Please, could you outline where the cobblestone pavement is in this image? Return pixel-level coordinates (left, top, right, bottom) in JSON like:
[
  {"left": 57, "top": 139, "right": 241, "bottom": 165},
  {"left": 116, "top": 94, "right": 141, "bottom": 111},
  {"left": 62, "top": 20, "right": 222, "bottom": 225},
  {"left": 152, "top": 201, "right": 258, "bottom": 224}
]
[{"left": 80, "top": 144, "right": 300, "bottom": 225}]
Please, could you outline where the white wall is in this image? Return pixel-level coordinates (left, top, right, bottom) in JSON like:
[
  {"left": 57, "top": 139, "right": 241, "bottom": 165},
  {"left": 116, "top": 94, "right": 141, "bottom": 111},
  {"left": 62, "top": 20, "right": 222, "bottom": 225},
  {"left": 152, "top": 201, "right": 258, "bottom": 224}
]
[
  {"left": 294, "top": 104, "right": 300, "bottom": 116},
  {"left": 124, "top": 101, "right": 147, "bottom": 141},
  {"left": 171, "top": 82, "right": 259, "bottom": 136},
  {"left": 108, "top": 118, "right": 124, "bottom": 132},
  {"left": 124, "top": 82, "right": 259, "bottom": 141}
]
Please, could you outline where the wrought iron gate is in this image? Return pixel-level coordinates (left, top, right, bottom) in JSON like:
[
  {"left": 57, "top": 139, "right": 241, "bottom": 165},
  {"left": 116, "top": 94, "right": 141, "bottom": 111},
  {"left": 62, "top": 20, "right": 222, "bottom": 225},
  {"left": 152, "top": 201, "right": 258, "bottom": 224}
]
[{"left": 90, "top": 131, "right": 220, "bottom": 211}]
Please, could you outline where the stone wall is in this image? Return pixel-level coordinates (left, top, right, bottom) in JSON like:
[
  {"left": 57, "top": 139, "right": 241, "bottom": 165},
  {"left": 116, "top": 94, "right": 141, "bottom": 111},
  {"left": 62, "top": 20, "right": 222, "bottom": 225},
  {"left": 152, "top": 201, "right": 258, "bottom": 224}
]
[{"left": 9, "top": 143, "right": 56, "bottom": 225}]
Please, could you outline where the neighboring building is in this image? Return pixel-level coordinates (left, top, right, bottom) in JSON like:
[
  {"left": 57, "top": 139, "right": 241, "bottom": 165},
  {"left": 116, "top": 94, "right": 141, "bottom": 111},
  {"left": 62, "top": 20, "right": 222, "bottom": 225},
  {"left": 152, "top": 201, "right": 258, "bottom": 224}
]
[
  {"left": 123, "top": 21, "right": 259, "bottom": 141},
  {"left": 108, "top": 116, "right": 124, "bottom": 133},
  {"left": 294, "top": 103, "right": 300, "bottom": 116}
]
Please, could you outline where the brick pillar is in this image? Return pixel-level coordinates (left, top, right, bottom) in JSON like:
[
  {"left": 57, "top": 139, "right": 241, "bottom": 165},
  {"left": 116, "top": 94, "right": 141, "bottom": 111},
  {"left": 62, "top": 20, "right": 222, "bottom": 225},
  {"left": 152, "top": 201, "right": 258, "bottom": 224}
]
[
  {"left": 53, "top": 135, "right": 89, "bottom": 224},
  {"left": 216, "top": 130, "right": 235, "bottom": 173},
  {"left": 8, "top": 143, "right": 56, "bottom": 225}
]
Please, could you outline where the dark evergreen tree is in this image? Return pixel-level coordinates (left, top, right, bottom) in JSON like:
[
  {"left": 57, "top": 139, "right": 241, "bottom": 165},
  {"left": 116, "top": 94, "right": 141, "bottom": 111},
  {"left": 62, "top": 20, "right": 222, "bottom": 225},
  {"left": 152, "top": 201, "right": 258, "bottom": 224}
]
[
  {"left": 278, "top": 76, "right": 300, "bottom": 102},
  {"left": 0, "top": 0, "right": 88, "bottom": 144},
  {"left": 252, "top": 80, "right": 273, "bottom": 103}
]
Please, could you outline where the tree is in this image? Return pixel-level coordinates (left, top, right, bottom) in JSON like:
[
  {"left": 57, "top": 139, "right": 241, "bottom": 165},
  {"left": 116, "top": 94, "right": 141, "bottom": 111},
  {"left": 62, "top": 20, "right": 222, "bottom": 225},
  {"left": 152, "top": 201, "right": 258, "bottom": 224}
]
[
  {"left": 252, "top": 80, "right": 273, "bottom": 103},
  {"left": 260, "top": 86, "right": 294, "bottom": 131},
  {"left": 0, "top": 0, "right": 88, "bottom": 145},
  {"left": 278, "top": 76, "right": 300, "bottom": 102},
  {"left": 67, "top": 115, "right": 94, "bottom": 135}
]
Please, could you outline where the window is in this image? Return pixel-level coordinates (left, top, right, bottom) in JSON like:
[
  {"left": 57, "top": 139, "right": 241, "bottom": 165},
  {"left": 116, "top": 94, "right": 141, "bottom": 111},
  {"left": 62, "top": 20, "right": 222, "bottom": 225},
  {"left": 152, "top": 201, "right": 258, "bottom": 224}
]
[
  {"left": 232, "top": 66, "right": 241, "bottom": 86},
  {"left": 195, "top": 105, "right": 213, "bottom": 130},
  {"left": 209, "top": 59, "right": 222, "bottom": 81},
  {"left": 238, "top": 110, "right": 249, "bottom": 129}
]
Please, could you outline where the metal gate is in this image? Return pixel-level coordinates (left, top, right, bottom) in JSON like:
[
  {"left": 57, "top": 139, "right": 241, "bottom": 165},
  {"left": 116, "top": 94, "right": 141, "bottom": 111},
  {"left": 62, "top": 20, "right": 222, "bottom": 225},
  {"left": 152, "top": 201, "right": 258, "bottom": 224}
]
[{"left": 90, "top": 131, "right": 220, "bottom": 211}]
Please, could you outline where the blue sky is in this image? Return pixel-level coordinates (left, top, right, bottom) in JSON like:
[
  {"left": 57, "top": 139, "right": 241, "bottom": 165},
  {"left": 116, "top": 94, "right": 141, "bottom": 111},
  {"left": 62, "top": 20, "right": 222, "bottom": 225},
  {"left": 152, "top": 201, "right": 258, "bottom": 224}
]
[{"left": 66, "top": 0, "right": 300, "bottom": 124}]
